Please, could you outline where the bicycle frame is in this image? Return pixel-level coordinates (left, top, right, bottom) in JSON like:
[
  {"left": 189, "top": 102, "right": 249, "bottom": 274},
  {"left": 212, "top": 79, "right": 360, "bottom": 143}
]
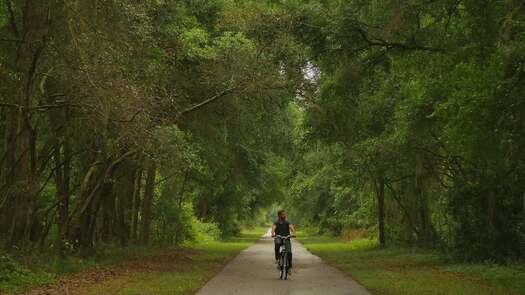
[{"left": 274, "top": 235, "right": 291, "bottom": 280}]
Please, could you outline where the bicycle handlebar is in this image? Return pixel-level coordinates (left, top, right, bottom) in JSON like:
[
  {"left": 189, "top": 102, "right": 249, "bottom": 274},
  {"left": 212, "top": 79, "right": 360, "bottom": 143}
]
[{"left": 273, "top": 235, "right": 295, "bottom": 239}]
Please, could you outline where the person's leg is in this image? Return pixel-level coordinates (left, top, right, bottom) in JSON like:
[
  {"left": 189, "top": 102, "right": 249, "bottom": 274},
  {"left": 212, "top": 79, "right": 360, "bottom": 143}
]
[
  {"left": 286, "top": 240, "right": 292, "bottom": 269},
  {"left": 274, "top": 241, "right": 280, "bottom": 261}
]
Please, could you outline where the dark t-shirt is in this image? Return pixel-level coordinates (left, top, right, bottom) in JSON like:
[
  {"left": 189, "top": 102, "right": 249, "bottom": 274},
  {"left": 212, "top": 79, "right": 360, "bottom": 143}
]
[{"left": 274, "top": 220, "right": 292, "bottom": 236}]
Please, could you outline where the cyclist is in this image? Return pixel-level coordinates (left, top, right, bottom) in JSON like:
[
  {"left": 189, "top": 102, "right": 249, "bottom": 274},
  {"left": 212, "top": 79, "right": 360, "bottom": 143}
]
[{"left": 271, "top": 209, "right": 296, "bottom": 273}]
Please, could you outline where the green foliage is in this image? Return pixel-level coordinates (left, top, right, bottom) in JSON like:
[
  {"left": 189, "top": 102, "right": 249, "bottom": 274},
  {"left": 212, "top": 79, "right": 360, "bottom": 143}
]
[
  {"left": 282, "top": 0, "right": 525, "bottom": 263},
  {"left": 0, "top": 254, "right": 54, "bottom": 293},
  {"left": 153, "top": 201, "right": 197, "bottom": 245},
  {"left": 194, "top": 221, "right": 222, "bottom": 242},
  {"left": 179, "top": 28, "right": 216, "bottom": 60},
  {"left": 2, "top": 1, "right": 524, "bottom": 290},
  {"left": 0, "top": 2, "right": 7, "bottom": 29},
  {"left": 447, "top": 180, "right": 524, "bottom": 261}
]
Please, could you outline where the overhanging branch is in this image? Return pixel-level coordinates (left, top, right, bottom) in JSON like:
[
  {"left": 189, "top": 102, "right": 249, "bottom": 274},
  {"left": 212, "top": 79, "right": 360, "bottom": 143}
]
[
  {"left": 175, "top": 84, "right": 240, "bottom": 122},
  {"left": 0, "top": 101, "right": 83, "bottom": 111},
  {"left": 355, "top": 27, "right": 445, "bottom": 53}
]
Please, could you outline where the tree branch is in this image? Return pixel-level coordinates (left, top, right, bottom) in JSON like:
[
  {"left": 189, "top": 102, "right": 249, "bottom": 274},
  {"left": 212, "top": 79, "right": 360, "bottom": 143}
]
[
  {"left": 0, "top": 38, "right": 22, "bottom": 43},
  {"left": 355, "top": 27, "right": 445, "bottom": 53},
  {"left": 385, "top": 182, "right": 420, "bottom": 236},
  {"left": 110, "top": 110, "right": 142, "bottom": 123},
  {"left": 0, "top": 101, "right": 83, "bottom": 111},
  {"left": 176, "top": 84, "right": 239, "bottom": 121}
]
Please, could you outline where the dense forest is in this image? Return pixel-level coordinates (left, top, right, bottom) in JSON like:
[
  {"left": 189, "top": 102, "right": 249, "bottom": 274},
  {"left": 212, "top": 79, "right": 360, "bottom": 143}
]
[
  {"left": 1, "top": 0, "right": 524, "bottom": 266},
  {"left": 284, "top": 0, "right": 525, "bottom": 262}
]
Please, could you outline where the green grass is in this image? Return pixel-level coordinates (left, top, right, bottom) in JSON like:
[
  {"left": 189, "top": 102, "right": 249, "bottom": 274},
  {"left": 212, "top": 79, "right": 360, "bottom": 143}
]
[
  {"left": 0, "top": 227, "right": 267, "bottom": 295},
  {"left": 0, "top": 245, "right": 174, "bottom": 293},
  {"left": 298, "top": 234, "right": 525, "bottom": 295},
  {"left": 80, "top": 227, "right": 266, "bottom": 295}
]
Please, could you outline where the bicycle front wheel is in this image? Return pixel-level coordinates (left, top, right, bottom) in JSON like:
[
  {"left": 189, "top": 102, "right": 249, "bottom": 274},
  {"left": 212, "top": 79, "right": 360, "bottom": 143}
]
[
  {"left": 282, "top": 252, "right": 288, "bottom": 280},
  {"left": 279, "top": 255, "right": 285, "bottom": 279}
]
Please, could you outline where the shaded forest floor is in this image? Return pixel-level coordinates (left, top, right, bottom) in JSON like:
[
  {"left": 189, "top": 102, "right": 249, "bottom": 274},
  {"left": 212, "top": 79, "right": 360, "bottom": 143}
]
[
  {"left": 0, "top": 228, "right": 266, "bottom": 295},
  {"left": 299, "top": 235, "right": 525, "bottom": 295}
]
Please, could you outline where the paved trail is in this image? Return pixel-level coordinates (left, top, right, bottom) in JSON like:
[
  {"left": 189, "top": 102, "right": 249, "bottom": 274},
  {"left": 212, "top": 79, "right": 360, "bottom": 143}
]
[{"left": 196, "top": 231, "right": 371, "bottom": 295}]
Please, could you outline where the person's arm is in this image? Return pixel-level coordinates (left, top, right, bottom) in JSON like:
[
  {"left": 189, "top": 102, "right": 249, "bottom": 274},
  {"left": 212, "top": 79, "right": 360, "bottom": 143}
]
[
  {"left": 271, "top": 223, "right": 276, "bottom": 237},
  {"left": 290, "top": 224, "right": 296, "bottom": 236}
]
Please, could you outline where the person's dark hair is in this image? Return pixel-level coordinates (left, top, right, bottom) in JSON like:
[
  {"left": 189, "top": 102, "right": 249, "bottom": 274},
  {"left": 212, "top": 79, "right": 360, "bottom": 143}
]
[{"left": 277, "top": 209, "right": 286, "bottom": 217}]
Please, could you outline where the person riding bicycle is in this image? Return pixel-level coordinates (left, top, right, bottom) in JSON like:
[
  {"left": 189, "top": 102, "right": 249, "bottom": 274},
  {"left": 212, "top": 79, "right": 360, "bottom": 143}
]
[{"left": 271, "top": 209, "right": 296, "bottom": 272}]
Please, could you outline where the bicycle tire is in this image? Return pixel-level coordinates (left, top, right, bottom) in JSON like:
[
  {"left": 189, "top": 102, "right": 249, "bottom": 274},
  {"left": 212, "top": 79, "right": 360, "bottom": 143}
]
[
  {"left": 283, "top": 252, "right": 288, "bottom": 280},
  {"left": 279, "top": 255, "right": 284, "bottom": 279}
]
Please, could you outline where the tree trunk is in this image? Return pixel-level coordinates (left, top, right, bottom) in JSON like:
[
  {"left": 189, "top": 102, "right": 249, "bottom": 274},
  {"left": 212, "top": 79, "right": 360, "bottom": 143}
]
[
  {"left": 70, "top": 151, "right": 136, "bottom": 251},
  {"left": 83, "top": 168, "right": 115, "bottom": 253},
  {"left": 60, "top": 107, "right": 72, "bottom": 256},
  {"left": 2, "top": 0, "right": 51, "bottom": 247},
  {"left": 46, "top": 81, "right": 71, "bottom": 257},
  {"left": 178, "top": 170, "right": 189, "bottom": 208},
  {"left": 487, "top": 190, "right": 496, "bottom": 229},
  {"left": 523, "top": 192, "right": 525, "bottom": 216},
  {"left": 130, "top": 165, "right": 143, "bottom": 242},
  {"left": 100, "top": 188, "right": 114, "bottom": 244},
  {"left": 140, "top": 159, "right": 157, "bottom": 246},
  {"left": 68, "top": 153, "right": 101, "bottom": 249},
  {"left": 114, "top": 161, "right": 134, "bottom": 246},
  {"left": 376, "top": 173, "right": 386, "bottom": 248},
  {"left": 415, "top": 152, "right": 433, "bottom": 244},
  {"left": 53, "top": 140, "right": 70, "bottom": 257}
]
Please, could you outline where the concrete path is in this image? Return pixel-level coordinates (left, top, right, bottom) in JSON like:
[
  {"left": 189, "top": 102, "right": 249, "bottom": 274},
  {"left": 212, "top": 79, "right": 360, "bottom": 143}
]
[{"left": 196, "top": 230, "right": 372, "bottom": 295}]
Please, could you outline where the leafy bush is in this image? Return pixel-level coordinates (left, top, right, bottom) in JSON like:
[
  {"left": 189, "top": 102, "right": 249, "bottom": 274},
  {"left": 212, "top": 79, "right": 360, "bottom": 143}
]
[
  {"left": 194, "top": 221, "right": 222, "bottom": 242},
  {"left": 0, "top": 254, "right": 54, "bottom": 293},
  {"left": 0, "top": 254, "right": 28, "bottom": 279},
  {"left": 153, "top": 201, "right": 197, "bottom": 245},
  {"left": 447, "top": 179, "right": 524, "bottom": 262}
]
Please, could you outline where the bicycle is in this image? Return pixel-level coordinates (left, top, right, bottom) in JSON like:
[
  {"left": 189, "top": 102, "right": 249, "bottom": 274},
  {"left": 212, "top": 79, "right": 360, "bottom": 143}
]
[{"left": 274, "top": 235, "right": 293, "bottom": 280}]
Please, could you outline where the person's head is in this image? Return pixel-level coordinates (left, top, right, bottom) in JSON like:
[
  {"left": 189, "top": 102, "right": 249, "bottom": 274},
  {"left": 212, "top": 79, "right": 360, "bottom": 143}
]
[{"left": 277, "top": 209, "right": 286, "bottom": 221}]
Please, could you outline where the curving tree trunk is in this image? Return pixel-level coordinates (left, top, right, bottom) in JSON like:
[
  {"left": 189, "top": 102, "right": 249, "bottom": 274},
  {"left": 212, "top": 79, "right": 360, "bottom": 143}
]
[
  {"left": 130, "top": 164, "right": 143, "bottom": 243},
  {"left": 140, "top": 159, "right": 157, "bottom": 246},
  {"left": 1, "top": 0, "right": 51, "bottom": 247}
]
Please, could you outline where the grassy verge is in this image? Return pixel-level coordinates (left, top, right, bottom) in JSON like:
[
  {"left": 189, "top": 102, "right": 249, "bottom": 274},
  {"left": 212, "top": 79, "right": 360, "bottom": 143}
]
[
  {"left": 0, "top": 227, "right": 266, "bottom": 295},
  {"left": 298, "top": 234, "right": 525, "bottom": 295},
  {"left": 80, "top": 227, "right": 266, "bottom": 295}
]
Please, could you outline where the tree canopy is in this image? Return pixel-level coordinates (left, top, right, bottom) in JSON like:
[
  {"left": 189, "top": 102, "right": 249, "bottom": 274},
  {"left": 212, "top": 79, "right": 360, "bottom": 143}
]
[{"left": 1, "top": 0, "right": 525, "bottom": 263}]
